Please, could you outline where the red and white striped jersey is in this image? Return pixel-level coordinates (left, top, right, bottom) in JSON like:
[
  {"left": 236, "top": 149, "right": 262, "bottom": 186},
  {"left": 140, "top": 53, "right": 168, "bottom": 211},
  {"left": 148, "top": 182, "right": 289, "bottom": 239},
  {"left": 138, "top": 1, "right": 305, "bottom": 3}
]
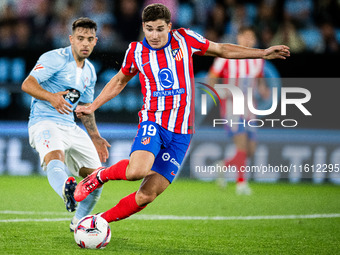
[
  {"left": 210, "top": 58, "right": 265, "bottom": 120},
  {"left": 121, "top": 28, "right": 210, "bottom": 134}
]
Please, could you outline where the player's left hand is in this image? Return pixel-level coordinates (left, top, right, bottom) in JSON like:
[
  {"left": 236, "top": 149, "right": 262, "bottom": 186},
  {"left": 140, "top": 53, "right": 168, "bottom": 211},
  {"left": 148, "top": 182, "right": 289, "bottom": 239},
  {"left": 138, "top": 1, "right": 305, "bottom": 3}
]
[
  {"left": 92, "top": 136, "right": 111, "bottom": 163},
  {"left": 75, "top": 104, "right": 94, "bottom": 118},
  {"left": 263, "top": 45, "right": 290, "bottom": 60}
]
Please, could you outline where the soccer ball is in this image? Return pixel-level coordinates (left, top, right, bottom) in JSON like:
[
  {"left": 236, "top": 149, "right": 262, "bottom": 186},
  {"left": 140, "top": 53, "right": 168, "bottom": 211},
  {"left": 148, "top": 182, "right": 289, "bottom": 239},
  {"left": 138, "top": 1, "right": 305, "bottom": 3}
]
[{"left": 74, "top": 215, "right": 111, "bottom": 249}]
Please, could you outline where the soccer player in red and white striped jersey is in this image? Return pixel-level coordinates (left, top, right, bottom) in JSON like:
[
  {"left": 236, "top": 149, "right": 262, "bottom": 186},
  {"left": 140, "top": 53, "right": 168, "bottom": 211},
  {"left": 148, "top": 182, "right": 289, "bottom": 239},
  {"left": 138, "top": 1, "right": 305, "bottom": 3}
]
[
  {"left": 121, "top": 27, "right": 209, "bottom": 134},
  {"left": 74, "top": 4, "right": 289, "bottom": 223},
  {"left": 209, "top": 27, "right": 271, "bottom": 194}
]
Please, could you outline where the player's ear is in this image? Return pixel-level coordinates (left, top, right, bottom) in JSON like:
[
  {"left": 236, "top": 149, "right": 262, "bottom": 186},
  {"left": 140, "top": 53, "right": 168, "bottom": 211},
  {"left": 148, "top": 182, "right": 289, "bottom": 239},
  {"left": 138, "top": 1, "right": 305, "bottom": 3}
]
[
  {"left": 69, "top": 34, "right": 73, "bottom": 45},
  {"left": 167, "top": 22, "right": 172, "bottom": 32}
]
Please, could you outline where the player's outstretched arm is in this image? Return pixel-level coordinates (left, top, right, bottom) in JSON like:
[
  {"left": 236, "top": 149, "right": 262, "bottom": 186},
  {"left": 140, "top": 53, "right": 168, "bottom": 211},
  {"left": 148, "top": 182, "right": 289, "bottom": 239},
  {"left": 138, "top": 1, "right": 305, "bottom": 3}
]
[
  {"left": 78, "top": 102, "right": 111, "bottom": 163},
  {"left": 22, "top": 75, "right": 72, "bottom": 114},
  {"left": 205, "top": 41, "right": 290, "bottom": 60},
  {"left": 75, "top": 70, "right": 134, "bottom": 118}
]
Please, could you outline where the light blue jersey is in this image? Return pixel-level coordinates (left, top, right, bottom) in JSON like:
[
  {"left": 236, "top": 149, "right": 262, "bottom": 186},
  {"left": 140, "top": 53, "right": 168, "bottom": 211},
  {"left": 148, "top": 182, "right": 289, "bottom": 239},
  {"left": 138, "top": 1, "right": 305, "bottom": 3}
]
[{"left": 28, "top": 46, "right": 97, "bottom": 127}]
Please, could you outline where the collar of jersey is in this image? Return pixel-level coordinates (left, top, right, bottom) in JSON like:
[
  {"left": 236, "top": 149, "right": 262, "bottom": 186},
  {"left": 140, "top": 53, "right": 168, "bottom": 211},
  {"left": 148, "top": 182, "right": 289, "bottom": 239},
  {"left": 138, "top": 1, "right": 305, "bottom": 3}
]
[
  {"left": 142, "top": 33, "right": 172, "bottom": 51},
  {"left": 66, "top": 46, "right": 75, "bottom": 62}
]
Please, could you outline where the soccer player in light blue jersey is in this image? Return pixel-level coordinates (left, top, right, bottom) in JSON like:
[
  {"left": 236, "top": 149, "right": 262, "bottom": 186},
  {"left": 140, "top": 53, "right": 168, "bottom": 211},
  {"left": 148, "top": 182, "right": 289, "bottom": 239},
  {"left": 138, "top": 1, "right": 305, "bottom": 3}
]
[{"left": 21, "top": 17, "right": 110, "bottom": 231}]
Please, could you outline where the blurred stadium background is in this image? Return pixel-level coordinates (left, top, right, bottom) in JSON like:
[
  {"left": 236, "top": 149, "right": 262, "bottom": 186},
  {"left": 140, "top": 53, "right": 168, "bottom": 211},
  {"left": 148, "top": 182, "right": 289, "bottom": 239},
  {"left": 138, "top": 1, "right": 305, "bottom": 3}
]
[{"left": 0, "top": 0, "right": 339, "bottom": 185}]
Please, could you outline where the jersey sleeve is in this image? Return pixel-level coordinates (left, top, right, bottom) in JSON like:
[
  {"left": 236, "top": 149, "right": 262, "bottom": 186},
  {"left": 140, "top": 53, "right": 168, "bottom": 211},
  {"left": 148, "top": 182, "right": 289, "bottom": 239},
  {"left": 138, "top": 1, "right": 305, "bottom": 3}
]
[
  {"left": 182, "top": 28, "right": 210, "bottom": 56},
  {"left": 121, "top": 42, "right": 139, "bottom": 76},
  {"left": 29, "top": 49, "right": 67, "bottom": 84}
]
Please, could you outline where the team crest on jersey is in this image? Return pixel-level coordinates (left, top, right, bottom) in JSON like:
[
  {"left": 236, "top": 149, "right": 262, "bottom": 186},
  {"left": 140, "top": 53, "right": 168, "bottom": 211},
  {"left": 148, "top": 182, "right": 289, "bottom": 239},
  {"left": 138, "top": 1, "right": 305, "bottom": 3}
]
[
  {"left": 33, "top": 64, "right": 44, "bottom": 72},
  {"left": 172, "top": 48, "right": 183, "bottom": 61},
  {"left": 63, "top": 89, "right": 80, "bottom": 104},
  {"left": 141, "top": 137, "right": 151, "bottom": 145}
]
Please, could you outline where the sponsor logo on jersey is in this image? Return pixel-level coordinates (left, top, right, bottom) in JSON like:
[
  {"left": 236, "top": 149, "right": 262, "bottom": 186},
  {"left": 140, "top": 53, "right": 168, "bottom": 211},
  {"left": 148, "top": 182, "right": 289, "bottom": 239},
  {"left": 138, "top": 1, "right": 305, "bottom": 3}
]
[
  {"left": 158, "top": 68, "right": 174, "bottom": 89},
  {"left": 162, "top": 152, "right": 170, "bottom": 161},
  {"left": 171, "top": 48, "right": 183, "bottom": 61},
  {"left": 153, "top": 88, "right": 185, "bottom": 97},
  {"left": 162, "top": 153, "right": 180, "bottom": 169},
  {"left": 141, "top": 137, "right": 151, "bottom": 145},
  {"left": 33, "top": 64, "right": 44, "bottom": 72}
]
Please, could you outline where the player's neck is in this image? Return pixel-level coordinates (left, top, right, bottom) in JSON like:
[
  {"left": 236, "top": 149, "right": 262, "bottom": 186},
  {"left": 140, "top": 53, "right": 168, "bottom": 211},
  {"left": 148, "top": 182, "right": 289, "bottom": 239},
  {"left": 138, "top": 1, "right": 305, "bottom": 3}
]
[
  {"left": 75, "top": 59, "right": 85, "bottom": 68},
  {"left": 71, "top": 48, "right": 85, "bottom": 68}
]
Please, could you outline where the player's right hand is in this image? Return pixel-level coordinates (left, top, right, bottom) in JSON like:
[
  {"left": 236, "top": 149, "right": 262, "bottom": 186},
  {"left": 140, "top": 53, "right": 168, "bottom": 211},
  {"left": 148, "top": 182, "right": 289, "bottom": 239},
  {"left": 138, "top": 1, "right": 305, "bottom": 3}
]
[{"left": 49, "top": 91, "right": 73, "bottom": 114}]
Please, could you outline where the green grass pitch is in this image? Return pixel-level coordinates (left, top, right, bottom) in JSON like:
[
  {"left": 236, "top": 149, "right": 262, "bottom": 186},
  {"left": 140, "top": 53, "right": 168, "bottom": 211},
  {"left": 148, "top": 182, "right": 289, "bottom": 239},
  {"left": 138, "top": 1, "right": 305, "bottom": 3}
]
[{"left": 0, "top": 176, "right": 339, "bottom": 254}]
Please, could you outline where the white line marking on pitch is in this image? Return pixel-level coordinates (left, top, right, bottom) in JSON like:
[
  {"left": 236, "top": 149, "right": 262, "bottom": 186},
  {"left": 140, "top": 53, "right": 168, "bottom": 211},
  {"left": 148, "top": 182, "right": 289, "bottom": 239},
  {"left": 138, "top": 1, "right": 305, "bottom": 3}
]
[
  {"left": 0, "top": 210, "right": 70, "bottom": 215},
  {"left": 1, "top": 211, "right": 340, "bottom": 223}
]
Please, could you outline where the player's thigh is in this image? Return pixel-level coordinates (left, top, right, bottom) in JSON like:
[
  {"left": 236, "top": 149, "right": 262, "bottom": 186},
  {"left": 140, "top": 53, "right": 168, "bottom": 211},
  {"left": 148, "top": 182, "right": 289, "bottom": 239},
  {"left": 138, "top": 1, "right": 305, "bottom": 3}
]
[
  {"left": 127, "top": 150, "right": 155, "bottom": 179},
  {"left": 29, "top": 120, "right": 65, "bottom": 168},
  {"left": 65, "top": 126, "right": 101, "bottom": 177},
  {"left": 129, "top": 121, "right": 162, "bottom": 176}
]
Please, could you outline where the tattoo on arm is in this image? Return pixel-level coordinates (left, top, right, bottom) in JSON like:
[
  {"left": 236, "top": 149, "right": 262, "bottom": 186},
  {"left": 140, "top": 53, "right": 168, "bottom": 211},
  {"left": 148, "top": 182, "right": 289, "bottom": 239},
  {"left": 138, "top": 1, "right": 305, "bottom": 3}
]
[{"left": 78, "top": 102, "right": 99, "bottom": 137}]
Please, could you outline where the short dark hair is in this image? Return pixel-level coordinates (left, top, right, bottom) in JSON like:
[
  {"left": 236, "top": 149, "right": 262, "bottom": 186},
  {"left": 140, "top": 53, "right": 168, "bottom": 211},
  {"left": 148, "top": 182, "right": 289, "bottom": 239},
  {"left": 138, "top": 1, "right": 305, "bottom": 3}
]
[
  {"left": 72, "top": 17, "right": 97, "bottom": 33},
  {"left": 142, "top": 4, "right": 171, "bottom": 24}
]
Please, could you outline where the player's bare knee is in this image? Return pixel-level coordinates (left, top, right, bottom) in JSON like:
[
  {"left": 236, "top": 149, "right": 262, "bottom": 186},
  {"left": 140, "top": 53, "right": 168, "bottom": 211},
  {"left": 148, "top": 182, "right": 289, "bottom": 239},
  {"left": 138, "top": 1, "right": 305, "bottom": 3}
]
[{"left": 126, "top": 165, "right": 149, "bottom": 180}]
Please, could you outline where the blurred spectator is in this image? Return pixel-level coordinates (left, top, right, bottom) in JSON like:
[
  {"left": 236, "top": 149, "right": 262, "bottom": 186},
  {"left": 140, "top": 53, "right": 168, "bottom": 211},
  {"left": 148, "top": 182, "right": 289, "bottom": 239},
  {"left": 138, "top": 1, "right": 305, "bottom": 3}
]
[
  {"left": 0, "top": 1, "right": 17, "bottom": 20},
  {"left": 96, "top": 22, "right": 125, "bottom": 51},
  {"left": 224, "top": 1, "right": 257, "bottom": 44},
  {"left": 50, "top": 18, "right": 72, "bottom": 48},
  {"left": 84, "top": 0, "right": 115, "bottom": 35},
  {"left": 28, "top": 0, "right": 55, "bottom": 48},
  {"left": 283, "top": 0, "right": 314, "bottom": 28},
  {"left": 16, "top": 0, "right": 42, "bottom": 18},
  {"left": 254, "top": 0, "right": 280, "bottom": 48},
  {"left": 192, "top": 0, "right": 215, "bottom": 28},
  {"left": 205, "top": 2, "right": 228, "bottom": 42},
  {"left": 271, "top": 20, "right": 306, "bottom": 53},
  {"left": 175, "top": 2, "right": 194, "bottom": 28},
  {"left": 14, "top": 19, "right": 32, "bottom": 49},
  {"left": 49, "top": 1, "right": 78, "bottom": 48},
  {"left": 0, "top": 0, "right": 338, "bottom": 53},
  {"left": 115, "top": 0, "right": 142, "bottom": 46},
  {"left": 314, "top": 0, "right": 340, "bottom": 27},
  {"left": 315, "top": 22, "right": 339, "bottom": 53},
  {"left": 0, "top": 21, "right": 15, "bottom": 49}
]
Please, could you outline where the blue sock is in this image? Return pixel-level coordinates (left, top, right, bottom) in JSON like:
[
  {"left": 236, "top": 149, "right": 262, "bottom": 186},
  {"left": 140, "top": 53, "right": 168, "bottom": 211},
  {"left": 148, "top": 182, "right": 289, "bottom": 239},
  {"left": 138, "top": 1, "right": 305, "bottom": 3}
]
[
  {"left": 46, "top": 160, "right": 69, "bottom": 199},
  {"left": 75, "top": 186, "right": 103, "bottom": 219}
]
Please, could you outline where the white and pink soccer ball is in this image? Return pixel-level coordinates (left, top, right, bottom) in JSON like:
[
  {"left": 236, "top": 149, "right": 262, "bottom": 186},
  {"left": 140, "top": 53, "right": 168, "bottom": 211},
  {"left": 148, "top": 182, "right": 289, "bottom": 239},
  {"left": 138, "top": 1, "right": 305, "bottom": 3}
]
[{"left": 74, "top": 215, "right": 111, "bottom": 249}]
